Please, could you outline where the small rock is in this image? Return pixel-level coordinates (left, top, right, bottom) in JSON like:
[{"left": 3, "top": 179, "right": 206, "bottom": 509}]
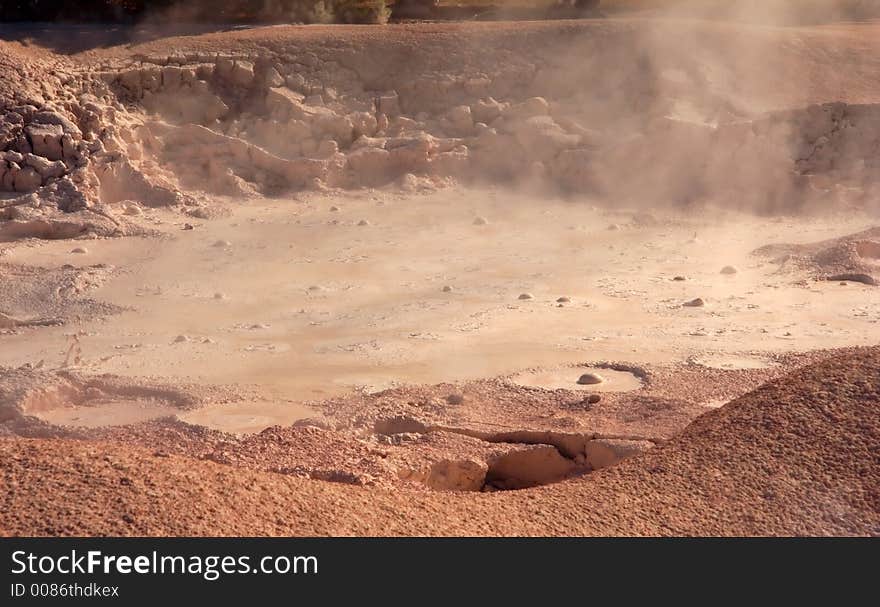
[
  {"left": 683, "top": 297, "right": 705, "bottom": 307},
  {"left": 183, "top": 223, "right": 194, "bottom": 230},
  {"left": 577, "top": 372, "right": 604, "bottom": 386},
  {"left": 446, "top": 394, "right": 464, "bottom": 405},
  {"left": 556, "top": 296, "right": 571, "bottom": 303},
  {"left": 329, "top": 205, "right": 340, "bottom": 212},
  {"left": 518, "top": 293, "right": 534, "bottom": 300},
  {"left": 607, "top": 223, "right": 620, "bottom": 231},
  {"left": 358, "top": 219, "right": 370, "bottom": 226},
  {"left": 571, "top": 393, "right": 601, "bottom": 409},
  {"left": 124, "top": 205, "right": 142, "bottom": 216},
  {"left": 473, "top": 216, "right": 489, "bottom": 226},
  {"left": 70, "top": 246, "right": 88, "bottom": 254},
  {"left": 213, "top": 292, "right": 226, "bottom": 300},
  {"left": 720, "top": 265, "right": 738, "bottom": 275},
  {"left": 442, "top": 285, "right": 454, "bottom": 293},
  {"left": 672, "top": 276, "right": 686, "bottom": 281},
  {"left": 173, "top": 335, "right": 189, "bottom": 343}
]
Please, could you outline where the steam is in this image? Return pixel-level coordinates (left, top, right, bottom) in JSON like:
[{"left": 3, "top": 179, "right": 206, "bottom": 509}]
[{"left": 604, "top": 0, "right": 880, "bottom": 25}]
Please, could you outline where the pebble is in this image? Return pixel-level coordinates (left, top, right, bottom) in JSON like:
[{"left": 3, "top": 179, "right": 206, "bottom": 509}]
[
  {"left": 358, "top": 219, "right": 370, "bottom": 226},
  {"left": 720, "top": 265, "right": 738, "bottom": 275},
  {"left": 672, "top": 276, "right": 686, "bottom": 281},
  {"left": 607, "top": 223, "right": 620, "bottom": 231},
  {"left": 577, "top": 372, "right": 604, "bottom": 385},
  {"left": 70, "top": 247, "right": 88, "bottom": 254},
  {"left": 556, "top": 296, "right": 571, "bottom": 303},
  {"left": 173, "top": 335, "right": 189, "bottom": 343},
  {"left": 683, "top": 297, "right": 705, "bottom": 307},
  {"left": 587, "top": 393, "right": 602, "bottom": 404},
  {"left": 473, "top": 216, "right": 489, "bottom": 226},
  {"left": 123, "top": 205, "right": 142, "bottom": 216},
  {"left": 183, "top": 223, "right": 194, "bottom": 230},
  {"left": 213, "top": 292, "right": 226, "bottom": 300},
  {"left": 518, "top": 293, "right": 534, "bottom": 300},
  {"left": 442, "top": 285, "right": 454, "bottom": 293},
  {"left": 329, "top": 205, "right": 340, "bottom": 212}
]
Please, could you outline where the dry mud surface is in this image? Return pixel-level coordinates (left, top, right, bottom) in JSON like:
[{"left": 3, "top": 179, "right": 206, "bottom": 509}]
[{"left": 1, "top": 18, "right": 879, "bottom": 536}]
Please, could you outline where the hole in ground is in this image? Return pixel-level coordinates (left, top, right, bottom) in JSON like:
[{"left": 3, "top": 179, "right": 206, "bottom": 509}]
[
  {"left": 378, "top": 416, "right": 658, "bottom": 492},
  {"left": 483, "top": 444, "right": 582, "bottom": 491}
]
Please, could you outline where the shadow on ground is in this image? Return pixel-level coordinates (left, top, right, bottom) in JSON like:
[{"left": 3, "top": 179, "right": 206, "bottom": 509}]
[{"left": 0, "top": 23, "right": 250, "bottom": 54}]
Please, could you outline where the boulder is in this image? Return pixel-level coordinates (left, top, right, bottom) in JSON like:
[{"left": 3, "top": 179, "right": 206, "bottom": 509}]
[
  {"left": 161, "top": 66, "right": 183, "bottom": 89},
  {"left": 1, "top": 162, "right": 17, "bottom": 190},
  {"left": 13, "top": 166, "right": 42, "bottom": 192},
  {"left": 266, "top": 87, "right": 310, "bottom": 121},
  {"left": 504, "top": 96, "right": 550, "bottom": 120},
  {"left": 349, "top": 111, "right": 378, "bottom": 138},
  {"left": 229, "top": 61, "right": 255, "bottom": 87},
  {"left": 471, "top": 97, "right": 505, "bottom": 124},
  {"left": 215, "top": 57, "right": 234, "bottom": 79},
  {"left": 446, "top": 105, "right": 473, "bottom": 135},
  {"left": 25, "top": 123, "right": 64, "bottom": 161},
  {"left": 507, "top": 115, "right": 581, "bottom": 161},
  {"left": 286, "top": 72, "right": 307, "bottom": 91},
  {"left": 377, "top": 91, "right": 401, "bottom": 117},
  {"left": 32, "top": 111, "right": 82, "bottom": 138},
  {"left": 263, "top": 66, "right": 284, "bottom": 88},
  {"left": 312, "top": 112, "right": 354, "bottom": 145},
  {"left": 24, "top": 153, "right": 66, "bottom": 179}
]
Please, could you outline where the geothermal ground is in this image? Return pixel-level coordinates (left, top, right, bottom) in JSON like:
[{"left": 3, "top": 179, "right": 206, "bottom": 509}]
[{"left": 0, "top": 17, "right": 879, "bottom": 536}]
